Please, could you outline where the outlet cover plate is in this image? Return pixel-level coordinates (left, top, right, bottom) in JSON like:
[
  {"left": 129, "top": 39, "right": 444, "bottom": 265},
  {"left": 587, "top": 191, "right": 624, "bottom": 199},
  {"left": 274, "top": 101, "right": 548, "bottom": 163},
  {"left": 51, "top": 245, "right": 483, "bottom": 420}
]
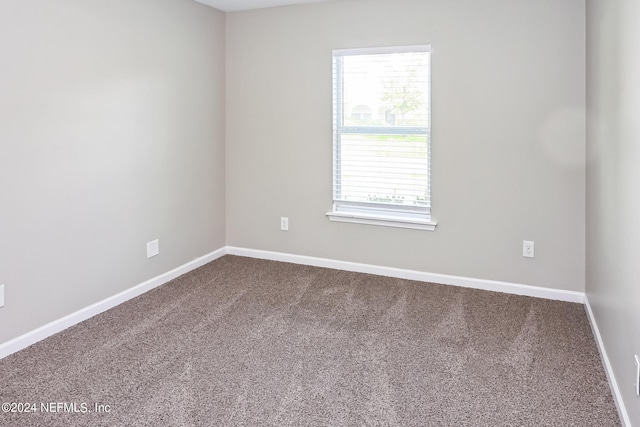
[
  {"left": 523, "top": 240, "right": 535, "bottom": 258},
  {"left": 147, "top": 239, "right": 160, "bottom": 258},
  {"left": 0, "top": 284, "right": 4, "bottom": 308}
]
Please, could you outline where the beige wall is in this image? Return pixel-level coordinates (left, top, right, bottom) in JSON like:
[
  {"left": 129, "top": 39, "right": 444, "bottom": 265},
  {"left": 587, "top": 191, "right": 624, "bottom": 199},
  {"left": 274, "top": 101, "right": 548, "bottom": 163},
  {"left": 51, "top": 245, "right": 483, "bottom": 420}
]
[
  {"left": 586, "top": 0, "right": 640, "bottom": 424},
  {"left": 226, "top": 0, "right": 586, "bottom": 291},
  {"left": 0, "top": 0, "right": 226, "bottom": 343}
]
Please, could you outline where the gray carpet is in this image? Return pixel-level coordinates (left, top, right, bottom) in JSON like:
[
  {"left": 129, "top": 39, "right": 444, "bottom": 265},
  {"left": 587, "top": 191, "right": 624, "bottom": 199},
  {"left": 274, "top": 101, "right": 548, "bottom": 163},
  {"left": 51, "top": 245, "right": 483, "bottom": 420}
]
[{"left": 0, "top": 255, "right": 620, "bottom": 426}]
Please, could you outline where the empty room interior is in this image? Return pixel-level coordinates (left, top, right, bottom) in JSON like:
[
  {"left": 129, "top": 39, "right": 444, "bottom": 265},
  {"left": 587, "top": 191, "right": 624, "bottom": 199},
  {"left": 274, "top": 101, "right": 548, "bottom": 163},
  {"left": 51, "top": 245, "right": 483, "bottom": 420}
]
[{"left": 0, "top": 0, "right": 638, "bottom": 425}]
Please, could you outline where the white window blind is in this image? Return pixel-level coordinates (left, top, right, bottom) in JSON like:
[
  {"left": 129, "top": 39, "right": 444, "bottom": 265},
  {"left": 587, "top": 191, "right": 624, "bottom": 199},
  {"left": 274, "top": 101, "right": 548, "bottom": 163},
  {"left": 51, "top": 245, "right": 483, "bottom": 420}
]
[{"left": 329, "top": 45, "right": 434, "bottom": 230}]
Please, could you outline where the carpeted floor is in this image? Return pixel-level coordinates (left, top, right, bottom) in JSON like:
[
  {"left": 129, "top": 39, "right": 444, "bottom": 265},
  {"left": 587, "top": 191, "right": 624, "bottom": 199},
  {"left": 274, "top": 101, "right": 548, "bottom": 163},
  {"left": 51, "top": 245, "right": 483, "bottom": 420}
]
[{"left": 0, "top": 255, "right": 620, "bottom": 426}]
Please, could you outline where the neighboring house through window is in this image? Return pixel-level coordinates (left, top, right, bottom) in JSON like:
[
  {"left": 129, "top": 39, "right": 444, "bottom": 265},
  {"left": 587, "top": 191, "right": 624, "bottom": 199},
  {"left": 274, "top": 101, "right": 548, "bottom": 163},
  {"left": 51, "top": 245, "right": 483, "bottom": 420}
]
[
  {"left": 327, "top": 45, "right": 436, "bottom": 231},
  {"left": 351, "top": 104, "right": 373, "bottom": 122}
]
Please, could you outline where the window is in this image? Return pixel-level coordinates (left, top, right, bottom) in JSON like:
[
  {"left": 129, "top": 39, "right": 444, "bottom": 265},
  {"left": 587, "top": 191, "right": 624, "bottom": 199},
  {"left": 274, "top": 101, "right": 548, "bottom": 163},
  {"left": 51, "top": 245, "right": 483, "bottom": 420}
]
[{"left": 327, "top": 45, "right": 436, "bottom": 231}]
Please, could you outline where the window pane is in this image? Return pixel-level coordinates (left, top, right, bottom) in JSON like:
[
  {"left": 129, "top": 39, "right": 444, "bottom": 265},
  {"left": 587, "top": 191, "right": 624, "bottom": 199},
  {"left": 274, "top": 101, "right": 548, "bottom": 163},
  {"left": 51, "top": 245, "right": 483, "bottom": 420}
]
[
  {"left": 336, "top": 133, "right": 430, "bottom": 207},
  {"left": 332, "top": 46, "right": 432, "bottom": 220},
  {"left": 342, "top": 52, "right": 429, "bottom": 127}
]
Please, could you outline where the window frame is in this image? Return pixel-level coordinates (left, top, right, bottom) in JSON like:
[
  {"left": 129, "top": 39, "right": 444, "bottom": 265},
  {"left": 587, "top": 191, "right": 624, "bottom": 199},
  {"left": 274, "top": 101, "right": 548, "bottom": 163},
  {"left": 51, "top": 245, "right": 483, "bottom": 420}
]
[{"left": 326, "top": 45, "right": 437, "bottom": 231}]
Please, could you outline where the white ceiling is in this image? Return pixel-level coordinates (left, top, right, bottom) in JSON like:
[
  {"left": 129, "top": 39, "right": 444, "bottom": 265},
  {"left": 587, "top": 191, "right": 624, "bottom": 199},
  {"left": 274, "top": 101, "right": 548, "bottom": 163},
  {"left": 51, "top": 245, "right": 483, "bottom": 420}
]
[{"left": 194, "top": 0, "right": 335, "bottom": 12}]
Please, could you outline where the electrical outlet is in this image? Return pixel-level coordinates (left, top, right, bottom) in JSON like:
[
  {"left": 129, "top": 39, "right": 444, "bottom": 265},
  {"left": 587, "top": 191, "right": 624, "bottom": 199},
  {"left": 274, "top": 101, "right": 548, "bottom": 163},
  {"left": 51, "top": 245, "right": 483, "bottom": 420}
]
[
  {"left": 280, "top": 217, "right": 289, "bottom": 231},
  {"left": 147, "top": 239, "right": 159, "bottom": 258},
  {"left": 635, "top": 355, "right": 639, "bottom": 396},
  {"left": 523, "top": 240, "right": 534, "bottom": 258},
  {"left": 0, "top": 284, "right": 4, "bottom": 308}
]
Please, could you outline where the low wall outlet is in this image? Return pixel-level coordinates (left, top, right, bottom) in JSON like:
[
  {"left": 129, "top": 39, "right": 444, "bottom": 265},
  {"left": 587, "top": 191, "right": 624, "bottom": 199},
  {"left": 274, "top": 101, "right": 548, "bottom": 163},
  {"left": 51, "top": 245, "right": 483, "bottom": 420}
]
[
  {"left": 523, "top": 240, "right": 534, "bottom": 258},
  {"left": 0, "top": 284, "right": 4, "bottom": 308},
  {"left": 281, "top": 217, "right": 289, "bottom": 231},
  {"left": 147, "top": 239, "right": 160, "bottom": 259}
]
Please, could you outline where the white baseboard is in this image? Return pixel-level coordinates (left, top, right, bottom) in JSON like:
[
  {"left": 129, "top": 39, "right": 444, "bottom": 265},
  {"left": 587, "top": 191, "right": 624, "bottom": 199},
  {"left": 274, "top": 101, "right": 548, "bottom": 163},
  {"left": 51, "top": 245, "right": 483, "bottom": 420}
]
[
  {"left": 225, "top": 247, "right": 585, "bottom": 303},
  {"left": 0, "top": 248, "right": 226, "bottom": 360},
  {"left": 584, "top": 295, "right": 631, "bottom": 427},
  {"left": 0, "top": 245, "right": 585, "bottom": 362}
]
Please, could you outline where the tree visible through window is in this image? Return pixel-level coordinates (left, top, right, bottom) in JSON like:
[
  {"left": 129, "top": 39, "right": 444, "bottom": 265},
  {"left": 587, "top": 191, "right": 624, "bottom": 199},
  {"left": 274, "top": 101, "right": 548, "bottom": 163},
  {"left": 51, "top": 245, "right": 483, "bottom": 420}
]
[{"left": 329, "top": 45, "right": 434, "bottom": 230}]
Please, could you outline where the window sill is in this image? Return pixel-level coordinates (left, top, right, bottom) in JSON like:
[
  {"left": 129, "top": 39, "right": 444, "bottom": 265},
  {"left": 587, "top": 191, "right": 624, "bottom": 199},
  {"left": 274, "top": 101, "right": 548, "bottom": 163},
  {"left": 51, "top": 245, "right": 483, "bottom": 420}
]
[{"left": 326, "top": 211, "right": 437, "bottom": 231}]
